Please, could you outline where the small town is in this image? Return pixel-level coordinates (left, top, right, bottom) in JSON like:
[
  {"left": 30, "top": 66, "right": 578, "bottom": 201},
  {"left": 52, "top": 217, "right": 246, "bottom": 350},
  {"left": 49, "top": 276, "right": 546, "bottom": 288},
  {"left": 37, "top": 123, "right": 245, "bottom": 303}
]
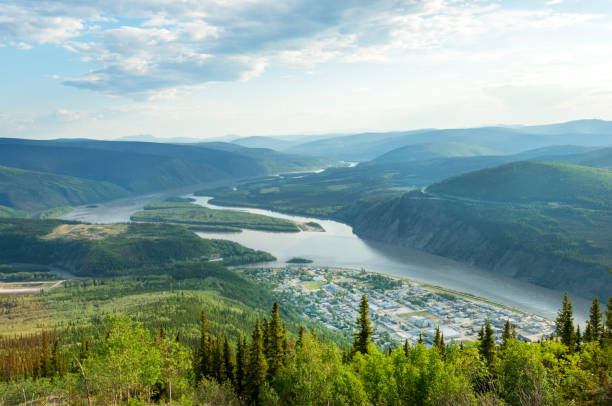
[{"left": 241, "top": 266, "right": 556, "bottom": 349}]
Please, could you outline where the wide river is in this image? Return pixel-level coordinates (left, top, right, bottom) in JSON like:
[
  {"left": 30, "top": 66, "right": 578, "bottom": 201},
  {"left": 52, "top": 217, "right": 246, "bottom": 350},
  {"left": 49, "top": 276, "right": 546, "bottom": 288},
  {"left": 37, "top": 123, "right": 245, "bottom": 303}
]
[{"left": 63, "top": 191, "right": 589, "bottom": 321}]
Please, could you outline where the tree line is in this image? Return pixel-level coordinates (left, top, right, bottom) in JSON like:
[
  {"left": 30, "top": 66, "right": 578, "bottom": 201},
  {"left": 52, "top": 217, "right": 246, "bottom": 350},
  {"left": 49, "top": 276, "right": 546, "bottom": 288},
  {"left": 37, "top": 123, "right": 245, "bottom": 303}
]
[{"left": 1, "top": 293, "right": 611, "bottom": 405}]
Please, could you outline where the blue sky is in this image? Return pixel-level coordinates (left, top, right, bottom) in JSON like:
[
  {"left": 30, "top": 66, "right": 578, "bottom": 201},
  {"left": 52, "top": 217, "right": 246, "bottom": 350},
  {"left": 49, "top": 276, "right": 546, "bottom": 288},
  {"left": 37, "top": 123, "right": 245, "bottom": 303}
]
[{"left": 1, "top": 0, "right": 611, "bottom": 140}]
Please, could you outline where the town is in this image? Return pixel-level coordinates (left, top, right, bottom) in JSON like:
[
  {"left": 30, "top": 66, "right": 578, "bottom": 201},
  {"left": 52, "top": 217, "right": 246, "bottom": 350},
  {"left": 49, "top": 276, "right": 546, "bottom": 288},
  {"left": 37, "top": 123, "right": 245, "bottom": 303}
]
[{"left": 240, "top": 266, "right": 556, "bottom": 349}]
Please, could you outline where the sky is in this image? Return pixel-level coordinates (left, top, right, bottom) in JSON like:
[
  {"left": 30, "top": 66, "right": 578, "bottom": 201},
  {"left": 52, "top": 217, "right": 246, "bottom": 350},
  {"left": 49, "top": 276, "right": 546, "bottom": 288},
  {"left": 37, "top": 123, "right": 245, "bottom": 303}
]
[{"left": 1, "top": 0, "right": 611, "bottom": 140}]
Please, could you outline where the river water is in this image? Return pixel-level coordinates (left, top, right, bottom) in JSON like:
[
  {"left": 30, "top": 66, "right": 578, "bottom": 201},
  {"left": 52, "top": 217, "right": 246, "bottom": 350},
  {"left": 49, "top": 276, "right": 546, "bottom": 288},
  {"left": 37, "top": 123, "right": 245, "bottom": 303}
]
[{"left": 62, "top": 192, "right": 589, "bottom": 321}]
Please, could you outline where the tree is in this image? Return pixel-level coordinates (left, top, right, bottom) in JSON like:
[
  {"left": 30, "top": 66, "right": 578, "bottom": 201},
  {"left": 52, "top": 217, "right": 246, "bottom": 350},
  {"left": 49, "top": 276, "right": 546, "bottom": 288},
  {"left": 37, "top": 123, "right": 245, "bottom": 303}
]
[
  {"left": 235, "top": 334, "right": 247, "bottom": 397},
  {"left": 556, "top": 292, "right": 575, "bottom": 350},
  {"left": 352, "top": 294, "right": 373, "bottom": 355},
  {"left": 479, "top": 318, "right": 495, "bottom": 365},
  {"left": 246, "top": 318, "right": 267, "bottom": 405},
  {"left": 213, "top": 334, "right": 224, "bottom": 381},
  {"left": 575, "top": 325, "right": 582, "bottom": 352},
  {"left": 403, "top": 339, "right": 410, "bottom": 357},
  {"left": 86, "top": 315, "right": 162, "bottom": 403},
  {"left": 501, "top": 320, "right": 512, "bottom": 349},
  {"left": 223, "top": 336, "right": 235, "bottom": 384},
  {"left": 606, "top": 297, "right": 612, "bottom": 341},
  {"left": 196, "top": 308, "right": 211, "bottom": 381},
  {"left": 585, "top": 297, "right": 602, "bottom": 343},
  {"left": 266, "top": 302, "right": 285, "bottom": 379}
]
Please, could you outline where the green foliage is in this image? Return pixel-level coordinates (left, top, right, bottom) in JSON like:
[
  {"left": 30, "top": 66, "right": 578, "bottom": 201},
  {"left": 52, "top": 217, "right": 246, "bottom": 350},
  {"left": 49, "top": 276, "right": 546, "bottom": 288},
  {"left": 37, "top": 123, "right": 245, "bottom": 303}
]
[
  {"left": 0, "top": 165, "right": 128, "bottom": 213},
  {"left": 0, "top": 218, "right": 274, "bottom": 277},
  {"left": 131, "top": 200, "right": 300, "bottom": 232},
  {"left": 429, "top": 161, "right": 612, "bottom": 210},
  {"left": 2, "top": 297, "right": 612, "bottom": 405}
]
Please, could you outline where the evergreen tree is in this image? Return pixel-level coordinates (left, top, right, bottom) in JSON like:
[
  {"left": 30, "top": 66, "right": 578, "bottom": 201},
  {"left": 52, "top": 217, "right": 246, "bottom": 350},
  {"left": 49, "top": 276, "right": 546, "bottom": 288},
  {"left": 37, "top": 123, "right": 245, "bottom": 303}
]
[
  {"left": 297, "top": 326, "right": 305, "bottom": 348},
  {"left": 223, "top": 336, "right": 235, "bottom": 384},
  {"left": 235, "top": 335, "right": 247, "bottom": 397},
  {"left": 213, "top": 334, "right": 224, "bottom": 381},
  {"left": 433, "top": 326, "right": 441, "bottom": 348},
  {"left": 404, "top": 339, "right": 410, "bottom": 357},
  {"left": 50, "top": 338, "right": 62, "bottom": 376},
  {"left": 584, "top": 322, "right": 593, "bottom": 342},
  {"left": 501, "top": 320, "right": 514, "bottom": 350},
  {"left": 479, "top": 318, "right": 495, "bottom": 365},
  {"left": 352, "top": 294, "right": 373, "bottom": 355},
  {"left": 575, "top": 325, "right": 582, "bottom": 352},
  {"left": 418, "top": 331, "right": 424, "bottom": 345},
  {"left": 556, "top": 292, "right": 576, "bottom": 350},
  {"left": 196, "top": 308, "right": 211, "bottom": 381},
  {"left": 586, "top": 297, "right": 602, "bottom": 342},
  {"left": 246, "top": 318, "right": 267, "bottom": 405},
  {"left": 266, "top": 301, "right": 285, "bottom": 379},
  {"left": 262, "top": 318, "right": 270, "bottom": 360}
]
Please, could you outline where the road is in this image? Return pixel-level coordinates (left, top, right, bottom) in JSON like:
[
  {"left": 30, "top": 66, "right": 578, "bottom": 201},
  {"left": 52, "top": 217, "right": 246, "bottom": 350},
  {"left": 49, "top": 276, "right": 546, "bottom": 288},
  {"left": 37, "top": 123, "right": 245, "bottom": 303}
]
[{"left": 0, "top": 279, "right": 65, "bottom": 295}]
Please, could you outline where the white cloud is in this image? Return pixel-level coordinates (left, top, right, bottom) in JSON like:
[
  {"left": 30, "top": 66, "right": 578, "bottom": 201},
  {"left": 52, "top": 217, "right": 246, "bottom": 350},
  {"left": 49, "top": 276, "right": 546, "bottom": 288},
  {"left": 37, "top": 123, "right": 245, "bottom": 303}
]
[{"left": 0, "top": 0, "right": 603, "bottom": 98}]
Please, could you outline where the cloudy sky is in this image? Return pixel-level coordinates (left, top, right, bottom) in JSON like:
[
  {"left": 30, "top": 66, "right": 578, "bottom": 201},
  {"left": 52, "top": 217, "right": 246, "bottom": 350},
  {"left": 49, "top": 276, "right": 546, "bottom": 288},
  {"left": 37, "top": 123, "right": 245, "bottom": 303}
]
[{"left": 1, "top": 0, "right": 611, "bottom": 140}]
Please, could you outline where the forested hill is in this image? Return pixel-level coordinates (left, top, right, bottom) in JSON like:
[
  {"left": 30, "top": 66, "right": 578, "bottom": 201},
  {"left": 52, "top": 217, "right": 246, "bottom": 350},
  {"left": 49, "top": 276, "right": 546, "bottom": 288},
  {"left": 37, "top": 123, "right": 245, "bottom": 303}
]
[
  {"left": 427, "top": 161, "right": 612, "bottom": 209},
  {"left": 350, "top": 161, "right": 612, "bottom": 299},
  {"left": 0, "top": 165, "right": 128, "bottom": 212}
]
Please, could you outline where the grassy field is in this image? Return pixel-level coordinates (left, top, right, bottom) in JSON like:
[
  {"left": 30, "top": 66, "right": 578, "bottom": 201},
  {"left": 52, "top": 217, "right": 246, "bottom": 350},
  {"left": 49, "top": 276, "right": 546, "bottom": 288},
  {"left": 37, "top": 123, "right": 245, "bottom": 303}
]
[{"left": 131, "top": 201, "right": 301, "bottom": 232}]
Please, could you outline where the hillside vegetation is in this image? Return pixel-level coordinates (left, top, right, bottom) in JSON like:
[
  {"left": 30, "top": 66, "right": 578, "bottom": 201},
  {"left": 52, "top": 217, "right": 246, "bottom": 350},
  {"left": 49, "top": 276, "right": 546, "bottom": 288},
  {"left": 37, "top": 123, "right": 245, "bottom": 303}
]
[
  {"left": 428, "top": 161, "right": 612, "bottom": 209},
  {"left": 351, "top": 162, "right": 612, "bottom": 299},
  {"left": 0, "top": 218, "right": 274, "bottom": 277},
  {"left": 131, "top": 201, "right": 300, "bottom": 232},
  {"left": 0, "top": 165, "right": 128, "bottom": 212}
]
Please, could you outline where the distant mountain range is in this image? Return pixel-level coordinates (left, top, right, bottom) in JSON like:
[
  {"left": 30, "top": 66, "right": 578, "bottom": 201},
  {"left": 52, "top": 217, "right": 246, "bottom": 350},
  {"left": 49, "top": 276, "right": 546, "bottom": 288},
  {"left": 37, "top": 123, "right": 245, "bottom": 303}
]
[
  {"left": 0, "top": 138, "right": 331, "bottom": 216},
  {"left": 227, "top": 119, "right": 612, "bottom": 161}
]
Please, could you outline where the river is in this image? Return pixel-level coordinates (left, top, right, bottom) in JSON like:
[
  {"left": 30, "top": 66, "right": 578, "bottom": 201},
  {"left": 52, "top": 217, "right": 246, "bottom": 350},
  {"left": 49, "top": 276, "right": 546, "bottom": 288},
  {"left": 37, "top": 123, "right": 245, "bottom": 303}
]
[{"left": 62, "top": 192, "right": 590, "bottom": 321}]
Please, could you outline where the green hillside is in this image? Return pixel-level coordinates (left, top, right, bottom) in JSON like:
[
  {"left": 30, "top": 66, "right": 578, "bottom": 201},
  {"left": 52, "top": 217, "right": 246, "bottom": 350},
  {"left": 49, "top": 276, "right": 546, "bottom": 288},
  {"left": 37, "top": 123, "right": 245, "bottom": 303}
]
[
  {"left": 428, "top": 161, "right": 612, "bottom": 209},
  {"left": 0, "top": 165, "right": 129, "bottom": 213},
  {"left": 0, "top": 218, "right": 274, "bottom": 277},
  {"left": 372, "top": 142, "right": 496, "bottom": 163}
]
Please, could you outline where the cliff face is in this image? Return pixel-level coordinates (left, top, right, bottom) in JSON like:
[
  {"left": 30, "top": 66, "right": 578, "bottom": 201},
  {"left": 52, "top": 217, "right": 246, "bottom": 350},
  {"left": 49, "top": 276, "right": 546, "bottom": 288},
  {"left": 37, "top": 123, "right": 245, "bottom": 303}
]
[{"left": 347, "top": 194, "right": 610, "bottom": 300}]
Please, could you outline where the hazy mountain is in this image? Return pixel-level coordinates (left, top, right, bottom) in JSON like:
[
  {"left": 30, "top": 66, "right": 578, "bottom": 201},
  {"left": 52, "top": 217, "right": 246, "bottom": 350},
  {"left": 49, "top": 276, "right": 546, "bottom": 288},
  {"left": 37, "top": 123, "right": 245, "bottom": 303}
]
[
  {"left": 281, "top": 120, "right": 612, "bottom": 161},
  {"left": 232, "top": 136, "right": 300, "bottom": 150},
  {"left": 197, "top": 142, "right": 332, "bottom": 173},
  {"left": 371, "top": 142, "right": 497, "bottom": 164}
]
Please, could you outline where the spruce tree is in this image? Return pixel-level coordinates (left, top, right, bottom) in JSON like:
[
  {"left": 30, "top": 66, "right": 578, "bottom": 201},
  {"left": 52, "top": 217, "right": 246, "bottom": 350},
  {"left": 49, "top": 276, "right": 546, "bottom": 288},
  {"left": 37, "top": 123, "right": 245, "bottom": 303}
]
[
  {"left": 297, "top": 326, "right": 305, "bottom": 348},
  {"left": 584, "top": 322, "right": 593, "bottom": 342},
  {"left": 352, "top": 294, "right": 373, "bottom": 355},
  {"left": 235, "top": 335, "right": 247, "bottom": 397},
  {"left": 196, "top": 308, "right": 210, "bottom": 381},
  {"left": 404, "top": 339, "right": 410, "bottom": 357},
  {"left": 223, "top": 336, "right": 235, "bottom": 383},
  {"left": 213, "top": 334, "right": 224, "bottom": 381},
  {"left": 479, "top": 319, "right": 495, "bottom": 365},
  {"left": 575, "top": 325, "right": 582, "bottom": 352},
  {"left": 246, "top": 318, "right": 267, "bottom": 405},
  {"left": 266, "top": 302, "right": 285, "bottom": 379},
  {"left": 418, "top": 331, "right": 424, "bottom": 345},
  {"left": 433, "top": 326, "right": 441, "bottom": 348},
  {"left": 587, "top": 297, "right": 602, "bottom": 342},
  {"left": 501, "top": 320, "right": 513, "bottom": 350},
  {"left": 556, "top": 292, "right": 576, "bottom": 350}
]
